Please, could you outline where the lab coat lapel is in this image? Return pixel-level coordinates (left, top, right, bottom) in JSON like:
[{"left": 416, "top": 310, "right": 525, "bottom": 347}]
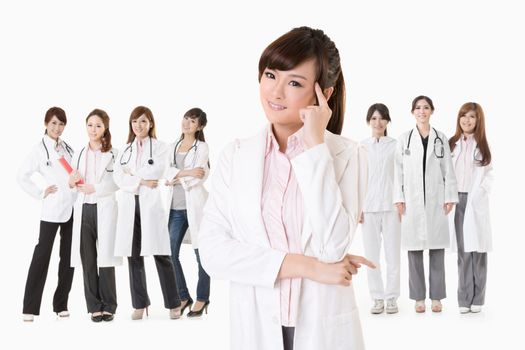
[
  {"left": 425, "top": 126, "right": 436, "bottom": 168},
  {"left": 233, "top": 129, "right": 269, "bottom": 247},
  {"left": 97, "top": 150, "right": 113, "bottom": 182}
]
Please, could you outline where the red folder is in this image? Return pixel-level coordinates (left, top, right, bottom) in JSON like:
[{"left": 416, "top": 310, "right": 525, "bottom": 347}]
[{"left": 58, "top": 156, "right": 84, "bottom": 184}]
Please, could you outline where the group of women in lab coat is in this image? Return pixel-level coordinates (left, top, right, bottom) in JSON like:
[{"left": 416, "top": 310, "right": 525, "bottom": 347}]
[
  {"left": 17, "top": 25, "right": 493, "bottom": 350},
  {"left": 361, "top": 97, "right": 493, "bottom": 317},
  {"left": 18, "top": 105, "right": 211, "bottom": 323}
]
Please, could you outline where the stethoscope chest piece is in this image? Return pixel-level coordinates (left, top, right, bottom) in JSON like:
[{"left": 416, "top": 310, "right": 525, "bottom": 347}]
[{"left": 404, "top": 149, "right": 411, "bottom": 156}]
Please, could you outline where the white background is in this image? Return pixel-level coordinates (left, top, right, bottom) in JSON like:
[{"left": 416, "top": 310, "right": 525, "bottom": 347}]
[{"left": 1, "top": 0, "right": 523, "bottom": 349}]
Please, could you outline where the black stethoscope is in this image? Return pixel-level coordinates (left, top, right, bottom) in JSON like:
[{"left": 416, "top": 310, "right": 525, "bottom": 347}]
[
  {"left": 120, "top": 137, "right": 154, "bottom": 166},
  {"left": 42, "top": 137, "right": 74, "bottom": 166},
  {"left": 404, "top": 127, "right": 444, "bottom": 158},
  {"left": 76, "top": 147, "right": 115, "bottom": 173},
  {"left": 171, "top": 138, "right": 198, "bottom": 168}
]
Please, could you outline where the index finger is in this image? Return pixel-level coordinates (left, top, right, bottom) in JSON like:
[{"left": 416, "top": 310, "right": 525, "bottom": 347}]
[
  {"left": 347, "top": 254, "right": 376, "bottom": 269},
  {"left": 314, "top": 82, "right": 329, "bottom": 107}
]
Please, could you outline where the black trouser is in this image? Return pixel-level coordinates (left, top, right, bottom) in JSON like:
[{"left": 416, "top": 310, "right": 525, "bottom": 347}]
[
  {"left": 282, "top": 326, "right": 295, "bottom": 350},
  {"left": 128, "top": 196, "right": 180, "bottom": 309},
  {"left": 23, "top": 214, "right": 74, "bottom": 315},
  {"left": 80, "top": 203, "right": 117, "bottom": 314}
]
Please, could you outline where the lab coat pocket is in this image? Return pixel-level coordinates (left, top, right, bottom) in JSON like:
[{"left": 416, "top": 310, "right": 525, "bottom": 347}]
[{"left": 322, "top": 309, "right": 364, "bottom": 350}]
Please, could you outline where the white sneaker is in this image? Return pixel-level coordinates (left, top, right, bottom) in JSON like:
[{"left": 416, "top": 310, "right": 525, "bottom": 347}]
[
  {"left": 57, "top": 311, "right": 70, "bottom": 317},
  {"left": 459, "top": 307, "right": 470, "bottom": 314},
  {"left": 386, "top": 298, "right": 398, "bottom": 314},
  {"left": 23, "top": 314, "right": 34, "bottom": 322},
  {"left": 470, "top": 305, "right": 482, "bottom": 313},
  {"left": 370, "top": 299, "right": 384, "bottom": 314}
]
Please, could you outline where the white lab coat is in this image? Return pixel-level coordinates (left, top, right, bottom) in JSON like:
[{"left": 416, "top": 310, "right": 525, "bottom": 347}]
[
  {"left": 393, "top": 126, "right": 458, "bottom": 250},
  {"left": 448, "top": 139, "right": 493, "bottom": 252},
  {"left": 199, "top": 129, "right": 367, "bottom": 350},
  {"left": 17, "top": 135, "right": 75, "bottom": 223},
  {"left": 164, "top": 140, "right": 209, "bottom": 248},
  {"left": 70, "top": 146, "right": 122, "bottom": 267},
  {"left": 113, "top": 137, "right": 171, "bottom": 257}
]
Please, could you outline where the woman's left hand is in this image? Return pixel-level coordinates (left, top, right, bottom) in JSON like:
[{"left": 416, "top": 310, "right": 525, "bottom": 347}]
[
  {"left": 78, "top": 184, "right": 95, "bottom": 194},
  {"left": 300, "top": 83, "right": 332, "bottom": 148}
]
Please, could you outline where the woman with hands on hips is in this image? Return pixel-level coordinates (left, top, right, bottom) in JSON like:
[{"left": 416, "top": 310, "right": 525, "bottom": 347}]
[
  {"left": 165, "top": 107, "right": 211, "bottom": 318},
  {"left": 17, "top": 107, "right": 75, "bottom": 322},
  {"left": 393, "top": 96, "right": 458, "bottom": 313},
  {"left": 113, "top": 106, "right": 181, "bottom": 320},
  {"left": 199, "top": 27, "right": 374, "bottom": 350},
  {"left": 68, "top": 109, "right": 121, "bottom": 322}
]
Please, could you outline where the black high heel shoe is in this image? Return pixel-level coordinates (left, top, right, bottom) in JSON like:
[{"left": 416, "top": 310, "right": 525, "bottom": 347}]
[
  {"left": 187, "top": 301, "right": 210, "bottom": 318},
  {"left": 180, "top": 299, "right": 194, "bottom": 315}
]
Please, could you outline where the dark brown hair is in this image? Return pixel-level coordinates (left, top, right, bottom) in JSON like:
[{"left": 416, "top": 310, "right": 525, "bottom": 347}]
[
  {"left": 179, "top": 107, "right": 207, "bottom": 142},
  {"left": 366, "top": 103, "right": 391, "bottom": 136},
  {"left": 44, "top": 107, "right": 67, "bottom": 134},
  {"left": 258, "top": 26, "right": 345, "bottom": 134},
  {"left": 127, "top": 106, "right": 157, "bottom": 144},
  {"left": 449, "top": 102, "right": 491, "bottom": 166},
  {"left": 411, "top": 95, "right": 435, "bottom": 112},
  {"left": 86, "top": 109, "right": 112, "bottom": 153}
]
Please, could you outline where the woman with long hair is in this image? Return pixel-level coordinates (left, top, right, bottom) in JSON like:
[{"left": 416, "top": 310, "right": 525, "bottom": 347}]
[{"left": 448, "top": 102, "right": 493, "bottom": 314}]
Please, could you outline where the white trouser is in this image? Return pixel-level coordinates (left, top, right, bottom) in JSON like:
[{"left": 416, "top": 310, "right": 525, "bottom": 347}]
[{"left": 362, "top": 211, "right": 401, "bottom": 300}]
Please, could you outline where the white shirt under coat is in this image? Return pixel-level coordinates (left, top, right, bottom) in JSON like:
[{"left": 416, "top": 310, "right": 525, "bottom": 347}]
[
  {"left": 17, "top": 134, "right": 75, "bottom": 223},
  {"left": 361, "top": 136, "right": 397, "bottom": 213}
]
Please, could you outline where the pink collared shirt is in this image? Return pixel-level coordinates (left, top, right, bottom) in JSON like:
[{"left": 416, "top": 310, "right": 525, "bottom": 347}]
[
  {"left": 261, "top": 125, "right": 304, "bottom": 327},
  {"left": 456, "top": 133, "right": 475, "bottom": 192},
  {"left": 83, "top": 146, "right": 102, "bottom": 204}
]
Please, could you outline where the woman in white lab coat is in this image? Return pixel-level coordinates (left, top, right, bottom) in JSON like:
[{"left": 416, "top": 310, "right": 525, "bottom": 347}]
[
  {"left": 199, "top": 27, "right": 373, "bottom": 350},
  {"left": 359, "top": 103, "right": 401, "bottom": 315},
  {"left": 17, "top": 107, "right": 75, "bottom": 322},
  {"left": 165, "top": 107, "right": 211, "bottom": 317},
  {"left": 447, "top": 102, "right": 493, "bottom": 314},
  {"left": 393, "top": 96, "right": 458, "bottom": 313},
  {"left": 113, "top": 106, "right": 181, "bottom": 320},
  {"left": 69, "top": 109, "right": 121, "bottom": 322}
]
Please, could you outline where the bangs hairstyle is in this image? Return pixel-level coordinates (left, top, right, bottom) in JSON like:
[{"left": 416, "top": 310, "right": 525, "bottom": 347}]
[
  {"left": 179, "top": 107, "right": 208, "bottom": 142},
  {"left": 258, "top": 26, "right": 345, "bottom": 134},
  {"left": 366, "top": 103, "right": 391, "bottom": 136},
  {"left": 449, "top": 102, "right": 491, "bottom": 166},
  {"left": 127, "top": 106, "right": 157, "bottom": 143},
  {"left": 86, "top": 109, "right": 112, "bottom": 153}
]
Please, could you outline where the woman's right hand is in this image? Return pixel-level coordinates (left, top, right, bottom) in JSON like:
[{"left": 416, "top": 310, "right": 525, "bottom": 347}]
[
  {"left": 395, "top": 202, "right": 405, "bottom": 220},
  {"left": 187, "top": 167, "right": 205, "bottom": 179},
  {"left": 140, "top": 179, "right": 159, "bottom": 188},
  {"left": 44, "top": 185, "right": 58, "bottom": 198}
]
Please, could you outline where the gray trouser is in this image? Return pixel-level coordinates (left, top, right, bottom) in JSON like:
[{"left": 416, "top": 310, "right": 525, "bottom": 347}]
[
  {"left": 455, "top": 192, "right": 487, "bottom": 307},
  {"left": 80, "top": 204, "right": 117, "bottom": 313},
  {"left": 282, "top": 326, "right": 294, "bottom": 350},
  {"left": 408, "top": 249, "right": 446, "bottom": 300}
]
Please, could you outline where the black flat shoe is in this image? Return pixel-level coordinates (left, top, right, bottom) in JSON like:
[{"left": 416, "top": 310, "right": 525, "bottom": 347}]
[
  {"left": 102, "top": 313, "right": 114, "bottom": 322},
  {"left": 188, "top": 301, "right": 210, "bottom": 318},
  {"left": 91, "top": 314, "right": 103, "bottom": 323}
]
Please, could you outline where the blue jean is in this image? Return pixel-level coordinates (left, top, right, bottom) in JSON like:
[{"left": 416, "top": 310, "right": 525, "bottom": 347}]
[{"left": 168, "top": 209, "right": 211, "bottom": 302}]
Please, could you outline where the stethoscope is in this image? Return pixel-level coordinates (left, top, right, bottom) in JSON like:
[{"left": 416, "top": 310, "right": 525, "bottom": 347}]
[
  {"left": 120, "top": 137, "right": 154, "bottom": 166},
  {"left": 404, "top": 127, "right": 444, "bottom": 158},
  {"left": 171, "top": 138, "right": 198, "bottom": 168},
  {"left": 76, "top": 147, "right": 115, "bottom": 173},
  {"left": 42, "top": 137, "right": 74, "bottom": 166}
]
